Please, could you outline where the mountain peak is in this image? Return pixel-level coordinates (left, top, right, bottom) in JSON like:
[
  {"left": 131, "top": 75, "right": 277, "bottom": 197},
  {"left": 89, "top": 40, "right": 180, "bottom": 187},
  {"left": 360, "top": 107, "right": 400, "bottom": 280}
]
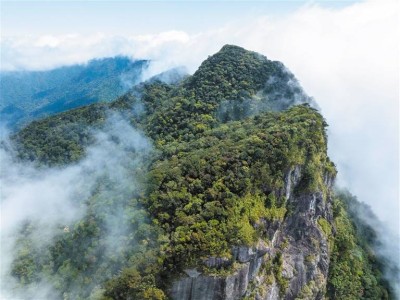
[
  {"left": 185, "top": 44, "right": 313, "bottom": 112},
  {"left": 186, "top": 44, "right": 270, "bottom": 98},
  {"left": 218, "top": 44, "right": 266, "bottom": 59}
]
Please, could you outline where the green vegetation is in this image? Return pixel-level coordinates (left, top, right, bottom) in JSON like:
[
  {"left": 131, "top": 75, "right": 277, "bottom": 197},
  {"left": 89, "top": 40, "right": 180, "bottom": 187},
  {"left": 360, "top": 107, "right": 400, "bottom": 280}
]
[
  {"left": 13, "top": 104, "right": 107, "bottom": 165},
  {"left": 145, "top": 104, "right": 332, "bottom": 270},
  {"left": 317, "top": 217, "right": 332, "bottom": 237},
  {"left": 7, "top": 45, "right": 392, "bottom": 299},
  {"left": 1, "top": 57, "right": 148, "bottom": 129},
  {"left": 10, "top": 189, "right": 168, "bottom": 300},
  {"left": 327, "top": 190, "right": 393, "bottom": 299},
  {"left": 273, "top": 252, "right": 289, "bottom": 298}
]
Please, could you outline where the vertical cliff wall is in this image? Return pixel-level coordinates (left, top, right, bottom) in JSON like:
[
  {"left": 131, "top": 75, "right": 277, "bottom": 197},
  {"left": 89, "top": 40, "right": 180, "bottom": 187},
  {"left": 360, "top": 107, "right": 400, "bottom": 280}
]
[{"left": 170, "top": 167, "right": 335, "bottom": 300}]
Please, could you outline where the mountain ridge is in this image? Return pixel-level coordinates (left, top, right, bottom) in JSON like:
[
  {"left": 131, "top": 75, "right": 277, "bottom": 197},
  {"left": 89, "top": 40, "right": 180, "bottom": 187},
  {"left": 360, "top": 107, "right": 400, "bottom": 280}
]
[
  {"left": 4, "top": 45, "right": 394, "bottom": 300},
  {"left": 0, "top": 56, "right": 149, "bottom": 129}
]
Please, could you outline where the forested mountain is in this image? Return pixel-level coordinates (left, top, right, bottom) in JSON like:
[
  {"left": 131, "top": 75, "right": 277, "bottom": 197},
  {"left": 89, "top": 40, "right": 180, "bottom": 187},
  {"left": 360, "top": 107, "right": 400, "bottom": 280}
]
[
  {"left": 0, "top": 56, "right": 148, "bottom": 129},
  {"left": 2, "top": 45, "right": 395, "bottom": 300}
]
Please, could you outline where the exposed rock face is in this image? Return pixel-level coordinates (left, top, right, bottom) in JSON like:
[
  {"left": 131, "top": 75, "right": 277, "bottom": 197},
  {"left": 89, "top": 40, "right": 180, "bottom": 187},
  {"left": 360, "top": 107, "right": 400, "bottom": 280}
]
[
  {"left": 277, "top": 191, "right": 333, "bottom": 300},
  {"left": 170, "top": 265, "right": 249, "bottom": 300},
  {"left": 170, "top": 166, "right": 335, "bottom": 300}
]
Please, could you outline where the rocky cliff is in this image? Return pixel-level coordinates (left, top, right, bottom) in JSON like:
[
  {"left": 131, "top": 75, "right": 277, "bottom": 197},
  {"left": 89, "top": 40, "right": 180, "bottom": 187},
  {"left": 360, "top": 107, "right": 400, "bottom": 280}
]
[{"left": 170, "top": 166, "right": 335, "bottom": 300}]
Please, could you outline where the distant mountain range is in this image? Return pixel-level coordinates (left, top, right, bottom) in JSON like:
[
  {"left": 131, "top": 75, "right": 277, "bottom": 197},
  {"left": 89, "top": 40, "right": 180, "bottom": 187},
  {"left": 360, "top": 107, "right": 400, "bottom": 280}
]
[{"left": 0, "top": 56, "right": 149, "bottom": 129}]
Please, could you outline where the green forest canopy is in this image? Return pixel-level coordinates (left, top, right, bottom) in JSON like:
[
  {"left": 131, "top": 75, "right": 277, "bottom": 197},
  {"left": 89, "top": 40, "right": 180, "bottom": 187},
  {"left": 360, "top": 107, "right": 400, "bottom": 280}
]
[{"left": 9, "top": 45, "right": 394, "bottom": 299}]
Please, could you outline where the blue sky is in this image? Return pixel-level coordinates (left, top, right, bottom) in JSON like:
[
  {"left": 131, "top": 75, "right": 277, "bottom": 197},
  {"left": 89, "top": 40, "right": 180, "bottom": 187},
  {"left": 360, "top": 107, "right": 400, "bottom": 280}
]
[{"left": 1, "top": 1, "right": 361, "bottom": 36}]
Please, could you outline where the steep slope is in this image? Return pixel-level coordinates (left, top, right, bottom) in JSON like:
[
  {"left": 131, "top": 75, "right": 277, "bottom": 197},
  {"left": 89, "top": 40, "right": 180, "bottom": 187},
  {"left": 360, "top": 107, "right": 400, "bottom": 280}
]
[
  {"left": 0, "top": 56, "right": 148, "bottom": 129},
  {"left": 327, "top": 190, "right": 394, "bottom": 299},
  {"left": 6, "top": 45, "right": 394, "bottom": 300},
  {"left": 147, "top": 105, "right": 336, "bottom": 299}
]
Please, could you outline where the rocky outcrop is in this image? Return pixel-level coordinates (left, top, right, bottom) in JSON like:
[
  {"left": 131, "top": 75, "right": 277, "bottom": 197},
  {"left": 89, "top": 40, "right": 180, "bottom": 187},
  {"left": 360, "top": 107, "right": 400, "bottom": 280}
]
[
  {"left": 276, "top": 191, "right": 333, "bottom": 300},
  {"left": 170, "top": 265, "right": 250, "bottom": 300},
  {"left": 169, "top": 166, "right": 335, "bottom": 300}
]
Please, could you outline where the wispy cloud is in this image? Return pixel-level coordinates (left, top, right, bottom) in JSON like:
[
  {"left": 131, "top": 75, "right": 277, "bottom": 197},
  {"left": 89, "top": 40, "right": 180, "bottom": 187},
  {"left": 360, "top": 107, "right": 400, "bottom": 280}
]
[{"left": 0, "top": 114, "right": 152, "bottom": 299}]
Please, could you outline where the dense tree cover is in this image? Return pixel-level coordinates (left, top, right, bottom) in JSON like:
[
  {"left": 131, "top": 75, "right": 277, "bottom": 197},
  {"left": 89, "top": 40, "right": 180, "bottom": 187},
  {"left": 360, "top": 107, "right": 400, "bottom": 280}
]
[
  {"left": 12, "top": 45, "right": 313, "bottom": 165},
  {"left": 327, "top": 190, "right": 394, "bottom": 299},
  {"left": 145, "top": 45, "right": 313, "bottom": 144},
  {"left": 145, "top": 105, "right": 333, "bottom": 270},
  {"left": 0, "top": 57, "right": 148, "bottom": 129},
  {"left": 8, "top": 45, "right": 393, "bottom": 299},
  {"left": 12, "top": 104, "right": 108, "bottom": 165},
  {"left": 10, "top": 45, "right": 312, "bottom": 164},
  {"left": 11, "top": 190, "right": 168, "bottom": 300}
]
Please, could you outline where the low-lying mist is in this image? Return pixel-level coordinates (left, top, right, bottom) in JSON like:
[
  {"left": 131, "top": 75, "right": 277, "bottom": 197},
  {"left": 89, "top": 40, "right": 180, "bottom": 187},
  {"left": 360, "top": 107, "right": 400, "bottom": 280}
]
[
  {"left": 0, "top": 113, "right": 153, "bottom": 299},
  {"left": 217, "top": 68, "right": 316, "bottom": 123}
]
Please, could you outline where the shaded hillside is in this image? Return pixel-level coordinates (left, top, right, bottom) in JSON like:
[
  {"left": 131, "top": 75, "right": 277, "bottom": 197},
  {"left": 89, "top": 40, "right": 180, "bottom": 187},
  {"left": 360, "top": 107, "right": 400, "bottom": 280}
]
[
  {"left": 0, "top": 56, "right": 149, "bottom": 129},
  {"left": 327, "top": 189, "right": 395, "bottom": 299}
]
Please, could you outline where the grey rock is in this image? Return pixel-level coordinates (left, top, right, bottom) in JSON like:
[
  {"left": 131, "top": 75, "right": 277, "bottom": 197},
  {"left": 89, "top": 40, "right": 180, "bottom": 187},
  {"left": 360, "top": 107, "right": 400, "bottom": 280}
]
[
  {"left": 203, "top": 257, "right": 232, "bottom": 269},
  {"left": 170, "top": 263, "right": 250, "bottom": 300},
  {"left": 169, "top": 169, "right": 336, "bottom": 300},
  {"left": 261, "top": 282, "right": 280, "bottom": 300},
  {"left": 185, "top": 268, "right": 201, "bottom": 278},
  {"left": 232, "top": 246, "right": 256, "bottom": 263}
]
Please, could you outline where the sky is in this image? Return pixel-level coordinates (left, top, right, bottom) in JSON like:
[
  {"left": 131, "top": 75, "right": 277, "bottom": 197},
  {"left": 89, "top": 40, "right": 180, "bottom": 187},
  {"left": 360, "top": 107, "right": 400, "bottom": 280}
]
[
  {"left": 1, "top": 1, "right": 361, "bottom": 37},
  {"left": 0, "top": 0, "right": 399, "bottom": 238}
]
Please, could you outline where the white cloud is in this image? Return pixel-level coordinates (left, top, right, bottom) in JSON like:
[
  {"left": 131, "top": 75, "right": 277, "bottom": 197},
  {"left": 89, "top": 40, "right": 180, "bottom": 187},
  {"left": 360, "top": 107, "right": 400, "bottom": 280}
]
[{"left": 0, "top": 114, "right": 152, "bottom": 298}]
